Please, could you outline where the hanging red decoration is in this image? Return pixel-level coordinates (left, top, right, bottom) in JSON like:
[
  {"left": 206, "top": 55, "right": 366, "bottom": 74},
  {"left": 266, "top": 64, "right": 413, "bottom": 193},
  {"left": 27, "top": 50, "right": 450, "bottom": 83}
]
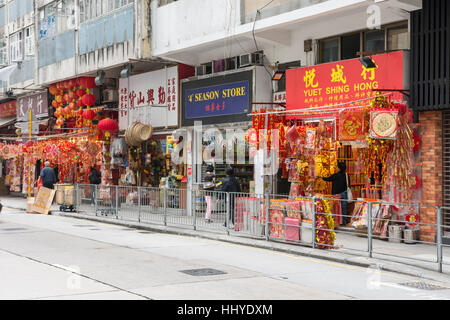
[
  {"left": 67, "top": 90, "right": 75, "bottom": 101},
  {"left": 98, "top": 118, "right": 119, "bottom": 139},
  {"left": 78, "top": 77, "right": 96, "bottom": 89},
  {"left": 67, "top": 79, "right": 77, "bottom": 89},
  {"left": 52, "top": 100, "right": 59, "bottom": 108},
  {"left": 82, "top": 109, "right": 96, "bottom": 120},
  {"left": 76, "top": 98, "right": 84, "bottom": 108},
  {"left": 77, "top": 108, "right": 83, "bottom": 116},
  {"left": 55, "top": 95, "right": 63, "bottom": 103},
  {"left": 76, "top": 88, "right": 85, "bottom": 98},
  {"left": 413, "top": 130, "right": 421, "bottom": 152},
  {"left": 49, "top": 85, "right": 60, "bottom": 96},
  {"left": 68, "top": 102, "right": 76, "bottom": 111},
  {"left": 82, "top": 93, "right": 96, "bottom": 106},
  {"left": 63, "top": 93, "right": 71, "bottom": 103}
]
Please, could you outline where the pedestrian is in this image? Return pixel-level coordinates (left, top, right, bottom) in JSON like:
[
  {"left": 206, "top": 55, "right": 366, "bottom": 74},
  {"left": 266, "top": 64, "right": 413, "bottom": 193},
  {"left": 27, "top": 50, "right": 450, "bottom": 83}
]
[
  {"left": 203, "top": 165, "right": 219, "bottom": 223},
  {"left": 221, "top": 167, "right": 241, "bottom": 228},
  {"left": 320, "top": 162, "right": 349, "bottom": 226},
  {"left": 40, "top": 161, "right": 57, "bottom": 190},
  {"left": 88, "top": 166, "right": 101, "bottom": 205}
]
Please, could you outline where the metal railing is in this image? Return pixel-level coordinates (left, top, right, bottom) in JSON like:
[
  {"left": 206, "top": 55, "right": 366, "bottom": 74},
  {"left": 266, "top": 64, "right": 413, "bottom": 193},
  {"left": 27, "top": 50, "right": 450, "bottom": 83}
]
[{"left": 74, "top": 184, "right": 449, "bottom": 274}]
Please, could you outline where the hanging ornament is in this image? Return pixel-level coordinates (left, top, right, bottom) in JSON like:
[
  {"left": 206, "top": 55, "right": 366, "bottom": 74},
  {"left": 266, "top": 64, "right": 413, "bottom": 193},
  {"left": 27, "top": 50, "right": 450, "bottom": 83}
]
[
  {"left": 78, "top": 77, "right": 96, "bottom": 89},
  {"left": 98, "top": 118, "right": 119, "bottom": 141},
  {"left": 49, "top": 85, "right": 60, "bottom": 96},
  {"left": 82, "top": 93, "right": 96, "bottom": 107},
  {"left": 82, "top": 109, "right": 96, "bottom": 121}
]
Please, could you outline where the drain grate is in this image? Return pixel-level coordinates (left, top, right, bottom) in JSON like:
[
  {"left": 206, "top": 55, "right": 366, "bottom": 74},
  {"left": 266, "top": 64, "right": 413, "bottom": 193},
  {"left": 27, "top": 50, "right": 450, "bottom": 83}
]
[
  {"left": 399, "top": 281, "right": 448, "bottom": 291},
  {"left": 179, "top": 268, "right": 227, "bottom": 276},
  {"left": 2, "top": 228, "right": 27, "bottom": 231}
]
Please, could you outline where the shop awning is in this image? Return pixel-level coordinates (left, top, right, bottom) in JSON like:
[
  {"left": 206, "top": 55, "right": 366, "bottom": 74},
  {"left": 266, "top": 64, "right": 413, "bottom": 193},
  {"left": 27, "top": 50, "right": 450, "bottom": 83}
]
[{"left": 0, "top": 117, "right": 16, "bottom": 128}]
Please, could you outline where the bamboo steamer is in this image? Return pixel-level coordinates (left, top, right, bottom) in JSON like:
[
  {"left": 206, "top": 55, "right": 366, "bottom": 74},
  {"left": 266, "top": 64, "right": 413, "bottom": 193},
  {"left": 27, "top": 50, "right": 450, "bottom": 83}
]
[
  {"left": 125, "top": 123, "right": 140, "bottom": 146},
  {"left": 131, "top": 122, "right": 153, "bottom": 143}
]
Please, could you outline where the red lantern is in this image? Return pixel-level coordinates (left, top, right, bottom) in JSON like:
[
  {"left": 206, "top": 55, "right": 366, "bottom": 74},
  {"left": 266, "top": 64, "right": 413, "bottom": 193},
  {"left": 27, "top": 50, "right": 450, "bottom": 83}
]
[
  {"left": 68, "top": 102, "right": 76, "bottom": 111},
  {"left": 98, "top": 118, "right": 119, "bottom": 136},
  {"left": 49, "top": 85, "right": 60, "bottom": 96},
  {"left": 76, "top": 88, "right": 85, "bottom": 98},
  {"left": 55, "top": 95, "right": 63, "bottom": 103},
  {"left": 63, "top": 106, "right": 71, "bottom": 115},
  {"left": 77, "top": 108, "right": 83, "bottom": 116},
  {"left": 63, "top": 93, "right": 71, "bottom": 103},
  {"left": 82, "top": 109, "right": 96, "bottom": 120},
  {"left": 76, "top": 98, "right": 84, "bottom": 108},
  {"left": 79, "top": 77, "right": 96, "bottom": 89},
  {"left": 82, "top": 93, "right": 96, "bottom": 106},
  {"left": 52, "top": 100, "right": 59, "bottom": 108},
  {"left": 68, "top": 79, "right": 77, "bottom": 89},
  {"left": 68, "top": 90, "right": 75, "bottom": 101}
]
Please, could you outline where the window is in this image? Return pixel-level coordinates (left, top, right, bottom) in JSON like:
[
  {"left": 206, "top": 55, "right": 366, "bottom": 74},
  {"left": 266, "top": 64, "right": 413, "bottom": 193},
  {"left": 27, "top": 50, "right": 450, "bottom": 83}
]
[
  {"left": 10, "top": 31, "right": 23, "bottom": 62},
  {"left": 319, "top": 21, "right": 409, "bottom": 63},
  {"left": 365, "top": 29, "right": 385, "bottom": 52},
  {"left": 0, "top": 38, "right": 6, "bottom": 65},
  {"left": 320, "top": 38, "right": 339, "bottom": 63},
  {"left": 388, "top": 24, "right": 409, "bottom": 50},
  {"left": 79, "top": 0, "right": 134, "bottom": 24},
  {"left": 39, "top": 0, "right": 75, "bottom": 39},
  {"left": 341, "top": 33, "right": 360, "bottom": 60},
  {"left": 24, "top": 26, "right": 34, "bottom": 56}
]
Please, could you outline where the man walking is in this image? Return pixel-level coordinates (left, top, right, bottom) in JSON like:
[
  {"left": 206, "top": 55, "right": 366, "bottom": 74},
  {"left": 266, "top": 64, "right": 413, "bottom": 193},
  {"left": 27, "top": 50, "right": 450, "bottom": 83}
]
[
  {"left": 88, "top": 166, "right": 101, "bottom": 205},
  {"left": 221, "top": 167, "right": 241, "bottom": 228},
  {"left": 40, "top": 161, "right": 57, "bottom": 190}
]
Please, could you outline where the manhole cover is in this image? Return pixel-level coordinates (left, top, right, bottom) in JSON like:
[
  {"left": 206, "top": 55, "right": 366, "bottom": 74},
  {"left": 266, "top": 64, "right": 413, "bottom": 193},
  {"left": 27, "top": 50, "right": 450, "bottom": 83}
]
[
  {"left": 399, "top": 281, "right": 448, "bottom": 291},
  {"left": 2, "top": 228, "right": 27, "bottom": 231},
  {"left": 179, "top": 268, "right": 227, "bottom": 276}
]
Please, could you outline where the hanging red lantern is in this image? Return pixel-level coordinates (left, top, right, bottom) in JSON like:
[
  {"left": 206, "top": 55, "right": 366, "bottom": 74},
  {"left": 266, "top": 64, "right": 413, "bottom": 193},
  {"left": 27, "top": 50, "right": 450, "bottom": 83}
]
[
  {"left": 49, "top": 85, "right": 60, "bottom": 96},
  {"left": 98, "top": 118, "right": 119, "bottom": 140},
  {"left": 77, "top": 108, "right": 83, "bottom": 116},
  {"left": 68, "top": 79, "right": 77, "bottom": 89},
  {"left": 63, "top": 93, "right": 71, "bottom": 103},
  {"left": 67, "top": 90, "right": 75, "bottom": 101},
  {"left": 55, "top": 95, "right": 63, "bottom": 103},
  {"left": 68, "top": 102, "right": 76, "bottom": 111},
  {"left": 82, "top": 109, "right": 96, "bottom": 120},
  {"left": 56, "top": 118, "right": 64, "bottom": 127},
  {"left": 63, "top": 106, "right": 71, "bottom": 115},
  {"left": 56, "top": 82, "right": 63, "bottom": 90},
  {"left": 76, "top": 88, "right": 85, "bottom": 98},
  {"left": 76, "top": 98, "right": 84, "bottom": 108},
  {"left": 82, "top": 93, "right": 96, "bottom": 106},
  {"left": 79, "top": 77, "right": 96, "bottom": 89},
  {"left": 52, "top": 100, "right": 59, "bottom": 108}
]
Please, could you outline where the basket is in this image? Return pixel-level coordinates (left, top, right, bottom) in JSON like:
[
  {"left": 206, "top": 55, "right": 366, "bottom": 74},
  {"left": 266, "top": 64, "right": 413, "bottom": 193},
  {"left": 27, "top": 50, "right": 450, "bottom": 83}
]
[{"left": 131, "top": 122, "right": 152, "bottom": 142}]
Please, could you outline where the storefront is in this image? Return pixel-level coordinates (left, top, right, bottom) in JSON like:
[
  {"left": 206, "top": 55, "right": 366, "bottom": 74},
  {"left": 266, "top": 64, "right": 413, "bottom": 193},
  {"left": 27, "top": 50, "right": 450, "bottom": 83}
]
[
  {"left": 118, "top": 65, "right": 194, "bottom": 190},
  {"left": 248, "top": 50, "right": 422, "bottom": 245},
  {"left": 180, "top": 66, "right": 272, "bottom": 194}
]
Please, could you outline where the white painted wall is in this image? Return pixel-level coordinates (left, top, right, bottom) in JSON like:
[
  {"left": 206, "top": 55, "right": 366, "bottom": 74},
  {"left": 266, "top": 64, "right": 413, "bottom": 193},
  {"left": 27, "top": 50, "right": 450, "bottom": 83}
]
[{"left": 152, "top": 0, "right": 418, "bottom": 69}]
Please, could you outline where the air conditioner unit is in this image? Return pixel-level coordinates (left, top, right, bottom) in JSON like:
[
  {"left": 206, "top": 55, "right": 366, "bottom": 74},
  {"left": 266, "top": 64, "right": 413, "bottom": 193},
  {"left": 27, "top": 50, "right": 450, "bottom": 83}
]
[
  {"left": 195, "top": 62, "right": 213, "bottom": 76},
  {"left": 103, "top": 89, "right": 118, "bottom": 103},
  {"left": 239, "top": 51, "right": 264, "bottom": 67},
  {"left": 224, "top": 57, "right": 239, "bottom": 71}
]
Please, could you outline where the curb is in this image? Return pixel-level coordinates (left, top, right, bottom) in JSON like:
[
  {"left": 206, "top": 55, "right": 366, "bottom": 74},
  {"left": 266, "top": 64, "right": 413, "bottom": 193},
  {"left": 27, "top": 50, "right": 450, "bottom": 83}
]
[{"left": 52, "top": 210, "right": 449, "bottom": 285}]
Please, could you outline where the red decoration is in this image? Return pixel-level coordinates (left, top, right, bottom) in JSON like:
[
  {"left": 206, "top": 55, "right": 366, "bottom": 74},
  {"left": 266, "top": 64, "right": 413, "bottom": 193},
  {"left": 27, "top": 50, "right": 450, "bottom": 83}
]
[
  {"left": 49, "top": 85, "right": 60, "bottom": 96},
  {"left": 414, "top": 175, "right": 422, "bottom": 190},
  {"left": 76, "top": 98, "right": 84, "bottom": 108},
  {"left": 52, "top": 100, "right": 59, "bottom": 108},
  {"left": 82, "top": 94, "right": 96, "bottom": 106},
  {"left": 339, "top": 109, "right": 366, "bottom": 141},
  {"left": 413, "top": 131, "right": 421, "bottom": 152},
  {"left": 76, "top": 88, "right": 85, "bottom": 98},
  {"left": 82, "top": 109, "right": 96, "bottom": 120},
  {"left": 77, "top": 108, "right": 83, "bottom": 116},
  {"left": 55, "top": 95, "right": 63, "bottom": 103},
  {"left": 79, "top": 77, "right": 96, "bottom": 89},
  {"left": 63, "top": 93, "right": 70, "bottom": 103},
  {"left": 98, "top": 118, "right": 118, "bottom": 133},
  {"left": 68, "top": 102, "right": 76, "bottom": 111}
]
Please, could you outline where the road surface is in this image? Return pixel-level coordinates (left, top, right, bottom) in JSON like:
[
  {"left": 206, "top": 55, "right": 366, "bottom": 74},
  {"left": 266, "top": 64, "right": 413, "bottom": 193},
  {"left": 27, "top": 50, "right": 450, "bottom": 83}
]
[{"left": 1, "top": 207, "right": 449, "bottom": 300}]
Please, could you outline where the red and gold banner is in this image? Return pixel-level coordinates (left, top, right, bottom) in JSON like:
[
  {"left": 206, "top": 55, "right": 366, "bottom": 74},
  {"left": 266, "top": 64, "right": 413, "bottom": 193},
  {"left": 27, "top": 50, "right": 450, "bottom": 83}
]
[
  {"left": 0, "top": 100, "right": 17, "bottom": 118},
  {"left": 339, "top": 109, "right": 366, "bottom": 141},
  {"left": 286, "top": 51, "right": 406, "bottom": 115}
]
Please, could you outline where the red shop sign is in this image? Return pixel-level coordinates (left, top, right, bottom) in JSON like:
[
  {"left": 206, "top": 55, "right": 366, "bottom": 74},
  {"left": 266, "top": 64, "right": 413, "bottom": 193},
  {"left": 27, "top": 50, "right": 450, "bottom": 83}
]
[
  {"left": 286, "top": 51, "right": 407, "bottom": 117},
  {"left": 0, "top": 100, "right": 17, "bottom": 118}
]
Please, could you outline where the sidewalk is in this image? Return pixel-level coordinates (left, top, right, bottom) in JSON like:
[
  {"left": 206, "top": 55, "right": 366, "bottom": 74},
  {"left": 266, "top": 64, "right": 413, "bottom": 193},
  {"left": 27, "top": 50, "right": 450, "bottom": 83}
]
[{"left": 1, "top": 195, "right": 449, "bottom": 285}]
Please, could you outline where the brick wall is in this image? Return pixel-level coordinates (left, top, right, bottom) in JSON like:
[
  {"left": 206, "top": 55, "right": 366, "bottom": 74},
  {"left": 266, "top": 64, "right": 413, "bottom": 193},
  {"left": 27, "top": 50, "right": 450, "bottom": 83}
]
[{"left": 418, "top": 111, "right": 442, "bottom": 243}]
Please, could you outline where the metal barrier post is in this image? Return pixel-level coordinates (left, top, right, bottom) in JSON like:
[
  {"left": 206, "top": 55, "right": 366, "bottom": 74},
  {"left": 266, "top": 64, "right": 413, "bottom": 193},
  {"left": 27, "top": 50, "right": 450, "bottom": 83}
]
[
  {"left": 93, "top": 185, "right": 98, "bottom": 216},
  {"left": 437, "top": 207, "right": 443, "bottom": 273},
  {"left": 138, "top": 187, "right": 141, "bottom": 223},
  {"left": 193, "top": 189, "right": 197, "bottom": 231},
  {"left": 265, "top": 194, "right": 270, "bottom": 241},
  {"left": 226, "top": 193, "right": 230, "bottom": 236},
  {"left": 312, "top": 196, "right": 316, "bottom": 249},
  {"left": 163, "top": 187, "right": 167, "bottom": 226},
  {"left": 76, "top": 184, "right": 79, "bottom": 213},
  {"left": 115, "top": 186, "right": 119, "bottom": 219},
  {"left": 367, "top": 201, "right": 373, "bottom": 258}
]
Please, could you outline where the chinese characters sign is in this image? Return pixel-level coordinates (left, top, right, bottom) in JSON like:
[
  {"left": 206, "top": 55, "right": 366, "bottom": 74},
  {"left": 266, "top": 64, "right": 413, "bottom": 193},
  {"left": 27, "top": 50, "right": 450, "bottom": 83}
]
[
  {"left": 0, "top": 100, "right": 17, "bottom": 118},
  {"left": 119, "top": 66, "right": 179, "bottom": 130},
  {"left": 286, "top": 51, "right": 406, "bottom": 112},
  {"left": 184, "top": 80, "right": 250, "bottom": 119},
  {"left": 17, "top": 92, "right": 49, "bottom": 121}
]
